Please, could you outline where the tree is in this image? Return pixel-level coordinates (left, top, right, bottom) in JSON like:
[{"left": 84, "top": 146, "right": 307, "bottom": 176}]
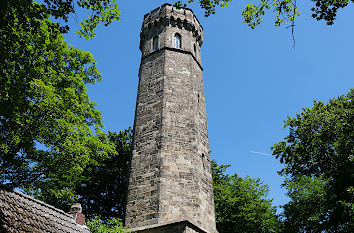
[
  {"left": 0, "top": 0, "right": 120, "bottom": 204},
  {"left": 281, "top": 176, "right": 331, "bottom": 232},
  {"left": 87, "top": 216, "right": 129, "bottom": 233},
  {"left": 76, "top": 128, "right": 132, "bottom": 221},
  {"left": 174, "top": 0, "right": 353, "bottom": 28},
  {"left": 1, "top": 0, "right": 120, "bottom": 40},
  {"left": 27, "top": 127, "right": 132, "bottom": 214},
  {"left": 272, "top": 89, "right": 354, "bottom": 232},
  {"left": 212, "top": 160, "right": 282, "bottom": 233}
]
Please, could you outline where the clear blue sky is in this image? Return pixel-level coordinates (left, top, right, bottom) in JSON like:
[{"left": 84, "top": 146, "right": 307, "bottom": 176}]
[{"left": 64, "top": 1, "right": 354, "bottom": 211}]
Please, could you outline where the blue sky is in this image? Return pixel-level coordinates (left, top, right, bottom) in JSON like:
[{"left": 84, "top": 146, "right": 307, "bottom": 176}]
[{"left": 64, "top": 1, "right": 354, "bottom": 210}]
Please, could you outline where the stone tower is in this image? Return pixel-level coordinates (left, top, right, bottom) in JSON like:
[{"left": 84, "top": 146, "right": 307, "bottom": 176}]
[{"left": 125, "top": 4, "right": 217, "bottom": 233}]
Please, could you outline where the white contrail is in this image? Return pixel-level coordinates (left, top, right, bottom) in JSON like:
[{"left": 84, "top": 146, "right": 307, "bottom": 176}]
[{"left": 249, "top": 151, "right": 272, "bottom": 156}]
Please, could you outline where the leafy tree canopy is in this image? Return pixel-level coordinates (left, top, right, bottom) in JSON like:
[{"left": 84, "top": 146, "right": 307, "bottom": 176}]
[
  {"left": 31, "top": 128, "right": 132, "bottom": 213},
  {"left": 272, "top": 89, "right": 354, "bottom": 232},
  {"left": 76, "top": 128, "right": 132, "bottom": 221},
  {"left": 87, "top": 216, "right": 129, "bottom": 233},
  {"left": 212, "top": 160, "right": 282, "bottom": 233},
  {"left": 1, "top": 0, "right": 120, "bottom": 39},
  {"left": 0, "top": 0, "right": 118, "bottom": 204},
  {"left": 174, "top": 0, "right": 353, "bottom": 28},
  {"left": 281, "top": 176, "right": 331, "bottom": 232}
]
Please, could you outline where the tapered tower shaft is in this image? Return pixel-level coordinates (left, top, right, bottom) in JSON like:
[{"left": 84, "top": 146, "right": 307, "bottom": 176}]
[{"left": 125, "top": 4, "right": 217, "bottom": 233}]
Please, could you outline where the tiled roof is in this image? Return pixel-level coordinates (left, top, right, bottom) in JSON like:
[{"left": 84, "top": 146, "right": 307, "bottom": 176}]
[{"left": 0, "top": 186, "right": 91, "bottom": 233}]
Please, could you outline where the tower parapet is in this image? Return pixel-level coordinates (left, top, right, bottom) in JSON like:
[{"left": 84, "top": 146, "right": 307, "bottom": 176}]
[{"left": 139, "top": 4, "right": 203, "bottom": 66}]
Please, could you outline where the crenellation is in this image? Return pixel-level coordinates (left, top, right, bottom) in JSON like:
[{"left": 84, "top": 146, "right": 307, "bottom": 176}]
[
  {"left": 140, "top": 4, "right": 203, "bottom": 58},
  {"left": 143, "top": 4, "right": 202, "bottom": 30}
]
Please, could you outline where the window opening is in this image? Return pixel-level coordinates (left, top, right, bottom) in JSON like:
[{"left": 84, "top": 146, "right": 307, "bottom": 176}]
[
  {"left": 202, "top": 153, "right": 205, "bottom": 169},
  {"left": 174, "top": 33, "right": 181, "bottom": 49},
  {"left": 194, "top": 44, "right": 196, "bottom": 54},
  {"left": 153, "top": 36, "right": 159, "bottom": 51}
]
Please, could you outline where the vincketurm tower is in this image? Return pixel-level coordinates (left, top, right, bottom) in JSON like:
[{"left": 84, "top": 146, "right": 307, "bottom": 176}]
[{"left": 125, "top": 4, "right": 217, "bottom": 233}]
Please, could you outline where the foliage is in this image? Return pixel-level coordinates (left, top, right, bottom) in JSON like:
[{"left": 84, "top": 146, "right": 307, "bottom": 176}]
[
  {"left": 272, "top": 89, "right": 354, "bottom": 232},
  {"left": 76, "top": 128, "right": 132, "bottom": 221},
  {"left": 27, "top": 127, "right": 132, "bottom": 219},
  {"left": 281, "top": 176, "right": 331, "bottom": 232},
  {"left": 174, "top": 0, "right": 233, "bottom": 17},
  {"left": 0, "top": 0, "right": 120, "bottom": 40},
  {"left": 0, "top": 1, "right": 115, "bottom": 205},
  {"left": 174, "top": 0, "right": 353, "bottom": 28},
  {"left": 212, "top": 160, "right": 282, "bottom": 233},
  {"left": 241, "top": 0, "right": 300, "bottom": 29},
  {"left": 86, "top": 216, "right": 129, "bottom": 233}
]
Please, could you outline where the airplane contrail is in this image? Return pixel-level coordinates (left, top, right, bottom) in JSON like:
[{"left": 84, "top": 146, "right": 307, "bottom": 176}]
[{"left": 249, "top": 151, "right": 272, "bottom": 156}]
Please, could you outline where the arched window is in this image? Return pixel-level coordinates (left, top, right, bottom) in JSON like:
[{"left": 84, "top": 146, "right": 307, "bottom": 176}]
[
  {"left": 153, "top": 36, "right": 159, "bottom": 51},
  {"left": 174, "top": 33, "right": 181, "bottom": 49}
]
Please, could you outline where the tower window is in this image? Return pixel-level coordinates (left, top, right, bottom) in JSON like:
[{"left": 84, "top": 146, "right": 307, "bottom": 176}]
[
  {"left": 174, "top": 33, "right": 181, "bottom": 49},
  {"left": 153, "top": 36, "right": 159, "bottom": 51},
  {"left": 194, "top": 44, "right": 197, "bottom": 54},
  {"left": 202, "top": 153, "right": 205, "bottom": 169}
]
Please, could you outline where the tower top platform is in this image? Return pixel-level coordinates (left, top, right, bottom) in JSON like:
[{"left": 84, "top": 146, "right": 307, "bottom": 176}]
[{"left": 141, "top": 3, "right": 203, "bottom": 46}]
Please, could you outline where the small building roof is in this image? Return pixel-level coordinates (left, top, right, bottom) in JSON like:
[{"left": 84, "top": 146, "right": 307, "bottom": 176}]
[{"left": 0, "top": 186, "right": 91, "bottom": 233}]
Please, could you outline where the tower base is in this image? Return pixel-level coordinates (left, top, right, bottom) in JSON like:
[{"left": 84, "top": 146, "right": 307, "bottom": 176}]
[{"left": 128, "top": 219, "right": 217, "bottom": 233}]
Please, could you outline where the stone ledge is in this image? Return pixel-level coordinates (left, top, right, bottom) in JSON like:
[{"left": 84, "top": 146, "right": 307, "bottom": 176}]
[
  {"left": 127, "top": 218, "right": 217, "bottom": 233},
  {"left": 141, "top": 47, "right": 203, "bottom": 71}
]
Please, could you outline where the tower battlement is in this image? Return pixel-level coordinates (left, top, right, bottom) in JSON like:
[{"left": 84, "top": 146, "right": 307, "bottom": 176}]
[{"left": 141, "top": 4, "right": 203, "bottom": 47}]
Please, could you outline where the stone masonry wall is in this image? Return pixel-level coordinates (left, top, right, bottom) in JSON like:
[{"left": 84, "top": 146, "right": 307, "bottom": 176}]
[{"left": 125, "top": 50, "right": 165, "bottom": 227}]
